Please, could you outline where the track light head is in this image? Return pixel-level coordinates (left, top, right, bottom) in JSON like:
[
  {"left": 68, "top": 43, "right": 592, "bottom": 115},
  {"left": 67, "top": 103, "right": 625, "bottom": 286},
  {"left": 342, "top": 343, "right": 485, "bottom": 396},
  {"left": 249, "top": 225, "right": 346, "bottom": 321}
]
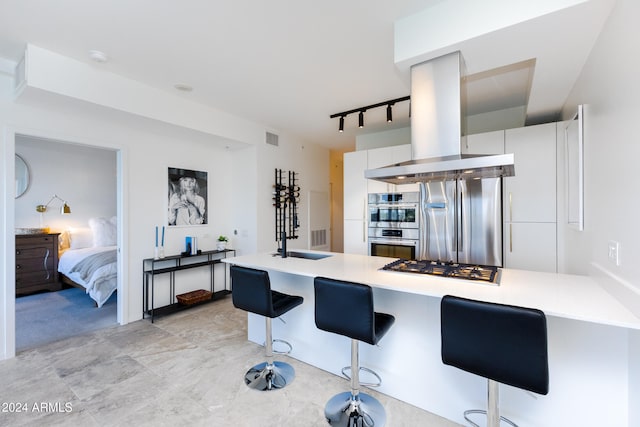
[
  {"left": 358, "top": 111, "right": 364, "bottom": 128},
  {"left": 386, "top": 104, "right": 393, "bottom": 122},
  {"left": 339, "top": 116, "right": 345, "bottom": 132}
]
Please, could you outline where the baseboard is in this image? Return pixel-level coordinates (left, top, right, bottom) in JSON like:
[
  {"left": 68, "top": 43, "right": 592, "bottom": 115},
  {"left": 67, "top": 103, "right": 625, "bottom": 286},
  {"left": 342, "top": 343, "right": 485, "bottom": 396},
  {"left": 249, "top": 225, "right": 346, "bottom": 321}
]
[{"left": 590, "top": 262, "right": 640, "bottom": 319}]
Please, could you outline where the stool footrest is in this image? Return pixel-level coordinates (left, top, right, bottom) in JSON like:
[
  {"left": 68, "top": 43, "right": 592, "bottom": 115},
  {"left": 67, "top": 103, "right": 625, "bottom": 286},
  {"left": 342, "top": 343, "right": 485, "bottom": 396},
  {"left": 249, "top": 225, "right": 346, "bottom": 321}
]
[
  {"left": 341, "top": 366, "right": 382, "bottom": 387},
  {"left": 464, "top": 409, "right": 518, "bottom": 427},
  {"left": 271, "top": 338, "right": 293, "bottom": 355}
]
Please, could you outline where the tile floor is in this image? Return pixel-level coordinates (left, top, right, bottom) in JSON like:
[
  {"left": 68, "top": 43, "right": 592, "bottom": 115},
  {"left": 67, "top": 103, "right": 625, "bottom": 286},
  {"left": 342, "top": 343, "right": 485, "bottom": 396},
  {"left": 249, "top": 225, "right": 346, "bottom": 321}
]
[{"left": 0, "top": 297, "right": 460, "bottom": 426}]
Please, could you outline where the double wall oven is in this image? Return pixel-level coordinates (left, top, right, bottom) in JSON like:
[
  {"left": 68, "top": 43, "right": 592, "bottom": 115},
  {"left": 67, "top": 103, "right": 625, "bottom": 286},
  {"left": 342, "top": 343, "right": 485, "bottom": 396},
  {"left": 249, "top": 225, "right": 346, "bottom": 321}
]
[{"left": 368, "top": 192, "right": 419, "bottom": 259}]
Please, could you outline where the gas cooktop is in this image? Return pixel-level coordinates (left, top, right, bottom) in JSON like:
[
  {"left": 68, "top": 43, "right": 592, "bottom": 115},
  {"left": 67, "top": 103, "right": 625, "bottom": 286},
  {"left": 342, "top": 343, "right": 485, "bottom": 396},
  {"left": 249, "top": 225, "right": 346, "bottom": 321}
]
[{"left": 381, "top": 259, "right": 500, "bottom": 285}]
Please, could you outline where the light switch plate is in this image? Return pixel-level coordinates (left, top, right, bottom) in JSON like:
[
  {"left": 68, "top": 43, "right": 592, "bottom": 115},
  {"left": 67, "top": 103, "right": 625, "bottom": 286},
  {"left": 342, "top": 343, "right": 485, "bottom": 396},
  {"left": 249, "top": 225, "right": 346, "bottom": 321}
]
[{"left": 608, "top": 240, "right": 620, "bottom": 266}]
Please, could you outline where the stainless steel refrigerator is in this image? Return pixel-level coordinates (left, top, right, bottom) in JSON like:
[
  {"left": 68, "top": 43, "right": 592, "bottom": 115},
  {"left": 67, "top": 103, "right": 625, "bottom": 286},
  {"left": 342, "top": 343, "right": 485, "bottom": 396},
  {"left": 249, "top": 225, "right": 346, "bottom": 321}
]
[{"left": 418, "top": 178, "right": 502, "bottom": 267}]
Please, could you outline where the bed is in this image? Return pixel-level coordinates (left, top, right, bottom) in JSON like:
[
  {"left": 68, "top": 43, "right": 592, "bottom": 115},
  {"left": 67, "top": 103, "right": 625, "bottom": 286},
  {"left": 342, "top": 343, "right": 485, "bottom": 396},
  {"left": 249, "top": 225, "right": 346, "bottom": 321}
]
[{"left": 57, "top": 217, "right": 118, "bottom": 308}]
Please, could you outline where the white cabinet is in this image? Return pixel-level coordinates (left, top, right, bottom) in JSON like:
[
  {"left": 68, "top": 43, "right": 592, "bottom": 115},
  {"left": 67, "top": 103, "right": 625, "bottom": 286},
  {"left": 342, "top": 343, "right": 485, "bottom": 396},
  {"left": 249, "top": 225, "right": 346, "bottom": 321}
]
[
  {"left": 505, "top": 123, "right": 557, "bottom": 223},
  {"left": 343, "top": 126, "right": 559, "bottom": 269},
  {"left": 343, "top": 220, "right": 368, "bottom": 255},
  {"left": 344, "top": 150, "right": 368, "bottom": 220},
  {"left": 343, "top": 145, "right": 416, "bottom": 255},
  {"left": 343, "top": 150, "right": 368, "bottom": 254},
  {"left": 504, "top": 222, "right": 557, "bottom": 272},
  {"left": 464, "top": 130, "right": 505, "bottom": 155},
  {"left": 503, "top": 123, "right": 558, "bottom": 272},
  {"left": 466, "top": 124, "right": 558, "bottom": 272}
]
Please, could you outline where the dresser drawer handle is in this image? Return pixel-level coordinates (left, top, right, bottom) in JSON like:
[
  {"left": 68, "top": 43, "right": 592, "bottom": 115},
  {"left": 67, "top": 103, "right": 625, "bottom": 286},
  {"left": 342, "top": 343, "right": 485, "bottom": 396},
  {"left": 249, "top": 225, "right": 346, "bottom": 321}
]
[
  {"left": 44, "top": 249, "right": 51, "bottom": 280},
  {"left": 16, "top": 264, "right": 21, "bottom": 270},
  {"left": 16, "top": 249, "right": 21, "bottom": 255}
]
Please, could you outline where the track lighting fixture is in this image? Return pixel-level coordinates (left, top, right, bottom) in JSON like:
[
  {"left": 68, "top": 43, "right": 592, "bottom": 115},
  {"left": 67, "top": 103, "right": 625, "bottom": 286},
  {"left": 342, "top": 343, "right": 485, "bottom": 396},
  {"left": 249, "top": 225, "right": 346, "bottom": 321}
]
[{"left": 330, "top": 95, "right": 409, "bottom": 132}]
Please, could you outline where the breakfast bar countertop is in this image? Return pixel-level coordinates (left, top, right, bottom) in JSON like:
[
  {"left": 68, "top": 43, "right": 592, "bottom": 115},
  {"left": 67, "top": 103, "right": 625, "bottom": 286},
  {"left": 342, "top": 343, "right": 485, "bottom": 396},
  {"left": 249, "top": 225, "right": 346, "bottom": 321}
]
[{"left": 223, "top": 250, "right": 640, "bottom": 330}]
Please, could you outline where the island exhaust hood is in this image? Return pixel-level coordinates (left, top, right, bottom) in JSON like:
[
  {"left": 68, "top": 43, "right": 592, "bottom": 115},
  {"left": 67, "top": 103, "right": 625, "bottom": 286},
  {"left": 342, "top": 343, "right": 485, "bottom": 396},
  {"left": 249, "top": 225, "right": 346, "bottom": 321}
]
[{"left": 365, "top": 51, "right": 515, "bottom": 184}]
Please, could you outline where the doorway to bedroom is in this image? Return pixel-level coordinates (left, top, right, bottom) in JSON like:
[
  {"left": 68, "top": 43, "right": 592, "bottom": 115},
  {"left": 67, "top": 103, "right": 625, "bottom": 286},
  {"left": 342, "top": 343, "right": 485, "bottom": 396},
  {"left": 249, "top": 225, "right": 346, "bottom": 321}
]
[{"left": 14, "top": 135, "right": 118, "bottom": 352}]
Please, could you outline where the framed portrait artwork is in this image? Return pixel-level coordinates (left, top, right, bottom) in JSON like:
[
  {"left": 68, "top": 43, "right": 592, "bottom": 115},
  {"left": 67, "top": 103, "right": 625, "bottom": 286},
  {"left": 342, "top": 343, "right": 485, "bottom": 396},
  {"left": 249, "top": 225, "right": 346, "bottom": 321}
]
[{"left": 168, "top": 167, "right": 208, "bottom": 226}]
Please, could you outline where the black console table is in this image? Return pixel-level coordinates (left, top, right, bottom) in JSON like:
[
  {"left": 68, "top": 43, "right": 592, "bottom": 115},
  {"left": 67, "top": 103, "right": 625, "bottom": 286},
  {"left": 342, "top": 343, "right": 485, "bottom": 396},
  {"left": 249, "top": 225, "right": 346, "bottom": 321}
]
[{"left": 142, "top": 249, "right": 236, "bottom": 322}]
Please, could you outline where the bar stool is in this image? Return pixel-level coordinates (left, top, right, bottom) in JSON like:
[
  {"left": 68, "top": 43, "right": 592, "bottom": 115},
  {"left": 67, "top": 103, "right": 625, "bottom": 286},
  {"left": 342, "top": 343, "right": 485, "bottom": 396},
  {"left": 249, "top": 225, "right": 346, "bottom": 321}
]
[
  {"left": 230, "top": 265, "right": 303, "bottom": 391},
  {"left": 314, "top": 277, "right": 395, "bottom": 426},
  {"left": 440, "top": 295, "right": 549, "bottom": 427}
]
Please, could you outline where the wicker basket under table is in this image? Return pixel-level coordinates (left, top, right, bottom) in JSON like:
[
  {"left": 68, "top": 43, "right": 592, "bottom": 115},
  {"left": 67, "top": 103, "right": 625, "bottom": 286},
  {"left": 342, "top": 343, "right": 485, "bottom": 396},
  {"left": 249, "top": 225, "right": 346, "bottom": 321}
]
[{"left": 176, "top": 289, "right": 213, "bottom": 305}]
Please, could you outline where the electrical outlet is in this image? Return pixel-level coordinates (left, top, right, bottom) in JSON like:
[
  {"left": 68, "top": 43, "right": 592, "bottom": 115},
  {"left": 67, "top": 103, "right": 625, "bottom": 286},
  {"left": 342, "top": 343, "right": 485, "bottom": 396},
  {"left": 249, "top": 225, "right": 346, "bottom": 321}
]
[{"left": 608, "top": 240, "right": 620, "bottom": 266}]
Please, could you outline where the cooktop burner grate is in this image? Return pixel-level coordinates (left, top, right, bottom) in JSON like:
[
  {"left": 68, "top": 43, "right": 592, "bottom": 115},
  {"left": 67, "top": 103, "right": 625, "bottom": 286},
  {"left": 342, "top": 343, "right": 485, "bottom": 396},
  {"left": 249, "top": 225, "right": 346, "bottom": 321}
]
[{"left": 381, "top": 259, "right": 500, "bottom": 284}]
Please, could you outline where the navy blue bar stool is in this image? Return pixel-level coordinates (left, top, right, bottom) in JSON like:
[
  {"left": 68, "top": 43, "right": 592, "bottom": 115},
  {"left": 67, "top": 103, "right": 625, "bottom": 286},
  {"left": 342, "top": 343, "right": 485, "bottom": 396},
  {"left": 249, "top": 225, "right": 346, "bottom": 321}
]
[
  {"left": 314, "top": 277, "right": 395, "bottom": 426},
  {"left": 440, "top": 295, "right": 549, "bottom": 427},
  {"left": 231, "top": 265, "right": 303, "bottom": 391}
]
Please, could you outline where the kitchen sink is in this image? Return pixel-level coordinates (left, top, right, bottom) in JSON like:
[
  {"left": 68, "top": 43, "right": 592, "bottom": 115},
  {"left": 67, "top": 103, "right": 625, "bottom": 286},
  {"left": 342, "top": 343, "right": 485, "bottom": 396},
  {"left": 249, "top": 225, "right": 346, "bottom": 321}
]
[{"left": 273, "top": 251, "right": 332, "bottom": 260}]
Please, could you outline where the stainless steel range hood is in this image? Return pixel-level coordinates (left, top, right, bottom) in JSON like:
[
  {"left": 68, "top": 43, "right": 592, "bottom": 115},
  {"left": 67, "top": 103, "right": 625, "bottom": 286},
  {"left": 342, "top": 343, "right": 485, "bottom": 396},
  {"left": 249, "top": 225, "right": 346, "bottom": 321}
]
[{"left": 365, "top": 51, "right": 515, "bottom": 184}]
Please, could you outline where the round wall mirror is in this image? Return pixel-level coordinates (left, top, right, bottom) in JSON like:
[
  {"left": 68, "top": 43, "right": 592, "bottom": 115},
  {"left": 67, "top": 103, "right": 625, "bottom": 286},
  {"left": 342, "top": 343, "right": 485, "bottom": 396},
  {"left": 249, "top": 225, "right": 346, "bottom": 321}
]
[{"left": 15, "top": 154, "right": 30, "bottom": 198}]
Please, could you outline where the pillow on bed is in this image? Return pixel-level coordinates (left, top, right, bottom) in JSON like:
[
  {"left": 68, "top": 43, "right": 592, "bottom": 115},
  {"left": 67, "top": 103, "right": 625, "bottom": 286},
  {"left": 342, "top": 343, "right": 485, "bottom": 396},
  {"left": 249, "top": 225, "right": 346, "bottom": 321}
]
[
  {"left": 89, "top": 217, "right": 117, "bottom": 247},
  {"left": 68, "top": 227, "right": 94, "bottom": 249}
]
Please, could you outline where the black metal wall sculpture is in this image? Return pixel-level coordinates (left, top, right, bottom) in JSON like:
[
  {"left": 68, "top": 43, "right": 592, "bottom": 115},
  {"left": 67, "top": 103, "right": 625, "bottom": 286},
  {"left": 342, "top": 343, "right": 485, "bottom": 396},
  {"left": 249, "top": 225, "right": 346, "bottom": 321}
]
[{"left": 273, "top": 169, "right": 300, "bottom": 255}]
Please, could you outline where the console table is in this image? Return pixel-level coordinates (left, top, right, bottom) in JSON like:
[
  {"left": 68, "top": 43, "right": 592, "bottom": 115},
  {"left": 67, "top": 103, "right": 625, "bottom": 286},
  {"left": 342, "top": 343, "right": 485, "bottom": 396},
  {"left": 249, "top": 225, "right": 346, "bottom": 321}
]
[{"left": 142, "top": 249, "right": 235, "bottom": 322}]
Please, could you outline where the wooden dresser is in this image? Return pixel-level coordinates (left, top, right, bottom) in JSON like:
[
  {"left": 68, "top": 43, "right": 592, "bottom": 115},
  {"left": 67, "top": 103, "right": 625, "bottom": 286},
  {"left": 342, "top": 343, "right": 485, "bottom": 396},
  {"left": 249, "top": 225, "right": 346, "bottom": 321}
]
[{"left": 16, "top": 233, "right": 62, "bottom": 295}]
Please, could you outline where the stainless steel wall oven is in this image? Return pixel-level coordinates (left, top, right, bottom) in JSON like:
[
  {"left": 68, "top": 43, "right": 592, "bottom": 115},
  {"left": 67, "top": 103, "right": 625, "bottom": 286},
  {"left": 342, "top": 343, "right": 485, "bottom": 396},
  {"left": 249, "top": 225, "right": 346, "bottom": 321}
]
[{"left": 368, "top": 192, "right": 419, "bottom": 259}]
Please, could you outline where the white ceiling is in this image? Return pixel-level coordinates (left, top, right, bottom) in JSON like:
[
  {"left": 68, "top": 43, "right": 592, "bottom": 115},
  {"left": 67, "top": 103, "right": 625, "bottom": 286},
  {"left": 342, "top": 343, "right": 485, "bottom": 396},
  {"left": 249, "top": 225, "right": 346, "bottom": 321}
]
[{"left": 0, "top": 0, "right": 615, "bottom": 152}]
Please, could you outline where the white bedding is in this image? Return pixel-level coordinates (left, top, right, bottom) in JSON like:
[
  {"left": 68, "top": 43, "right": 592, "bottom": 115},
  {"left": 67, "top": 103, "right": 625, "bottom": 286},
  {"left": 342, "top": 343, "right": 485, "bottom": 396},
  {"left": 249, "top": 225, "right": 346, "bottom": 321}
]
[{"left": 58, "top": 245, "right": 117, "bottom": 308}]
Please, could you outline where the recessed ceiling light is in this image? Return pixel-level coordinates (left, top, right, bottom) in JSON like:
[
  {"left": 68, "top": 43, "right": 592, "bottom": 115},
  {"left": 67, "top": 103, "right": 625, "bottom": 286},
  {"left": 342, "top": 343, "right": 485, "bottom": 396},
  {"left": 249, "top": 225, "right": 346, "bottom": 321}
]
[
  {"left": 174, "top": 83, "right": 193, "bottom": 92},
  {"left": 88, "top": 50, "right": 108, "bottom": 63}
]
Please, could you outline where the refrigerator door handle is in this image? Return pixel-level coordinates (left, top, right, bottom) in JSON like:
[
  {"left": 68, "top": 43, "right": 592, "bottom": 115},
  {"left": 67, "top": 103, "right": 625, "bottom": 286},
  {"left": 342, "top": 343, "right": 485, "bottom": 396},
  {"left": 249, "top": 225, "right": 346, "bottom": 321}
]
[
  {"left": 510, "top": 223, "right": 513, "bottom": 252},
  {"left": 509, "top": 191, "right": 513, "bottom": 252},
  {"left": 456, "top": 182, "right": 461, "bottom": 254},
  {"left": 509, "top": 191, "right": 513, "bottom": 222},
  {"left": 363, "top": 198, "right": 367, "bottom": 242}
]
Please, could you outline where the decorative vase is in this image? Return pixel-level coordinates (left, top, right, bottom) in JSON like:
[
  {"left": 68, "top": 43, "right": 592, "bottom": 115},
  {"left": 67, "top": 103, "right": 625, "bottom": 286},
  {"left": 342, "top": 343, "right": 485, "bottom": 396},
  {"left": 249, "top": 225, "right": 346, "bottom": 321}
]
[{"left": 216, "top": 242, "right": 227, "bottom": 251}]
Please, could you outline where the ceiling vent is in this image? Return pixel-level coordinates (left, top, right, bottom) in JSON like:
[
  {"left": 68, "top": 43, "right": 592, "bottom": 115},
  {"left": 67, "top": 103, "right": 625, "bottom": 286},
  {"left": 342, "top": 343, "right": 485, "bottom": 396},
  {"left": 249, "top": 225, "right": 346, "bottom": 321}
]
[{"left": 266, "top": 132, "right": 279, "bottom": 147}]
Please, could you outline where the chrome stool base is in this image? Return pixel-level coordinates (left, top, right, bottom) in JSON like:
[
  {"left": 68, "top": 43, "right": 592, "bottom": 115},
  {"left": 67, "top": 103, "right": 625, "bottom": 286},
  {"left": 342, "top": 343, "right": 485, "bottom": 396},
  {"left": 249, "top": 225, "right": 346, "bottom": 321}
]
[
  {"left": 464, "top": 409, "right": 518, "bottom": 427},
  {"left": 324, "top": 391, "right": 386, "bottom": 427},
  {"left": 244, "top": 361, "right": 295, "bottom": 391}
]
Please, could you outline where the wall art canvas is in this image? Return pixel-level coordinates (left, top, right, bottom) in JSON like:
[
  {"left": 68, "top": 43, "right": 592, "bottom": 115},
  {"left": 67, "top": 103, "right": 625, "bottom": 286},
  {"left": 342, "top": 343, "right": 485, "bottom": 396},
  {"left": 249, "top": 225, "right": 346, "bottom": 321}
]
[{"left": 168, "top": 167, "right": 208, "bottom": 226}]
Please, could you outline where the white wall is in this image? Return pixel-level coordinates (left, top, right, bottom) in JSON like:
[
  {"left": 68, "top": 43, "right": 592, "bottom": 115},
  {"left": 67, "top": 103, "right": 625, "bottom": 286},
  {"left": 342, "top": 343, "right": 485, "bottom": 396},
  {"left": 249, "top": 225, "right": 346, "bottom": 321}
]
[
  {"left": 255, "top": 134, "right": 330, "bottom": 254},
  {"left": 560, "top": 0, "right": 640, "bottom": 424},
  {"left": 1, "top": 65, "right": 330, "bottom": 360},
  {"left": 561, "top": 0, "right": 640, "bottom": 312},
  {"left": 355, "top": 126, "right": 410, "bottom": 151},
  {"left": 15, "top": 135, "right": 117, "bottom": 232}
]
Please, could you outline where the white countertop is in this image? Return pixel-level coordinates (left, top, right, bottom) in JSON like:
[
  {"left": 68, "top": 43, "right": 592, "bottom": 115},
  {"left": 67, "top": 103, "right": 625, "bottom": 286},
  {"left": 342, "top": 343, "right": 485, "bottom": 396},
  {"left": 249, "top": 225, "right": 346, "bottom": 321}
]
[{"left": 223, "top": 251, "right": 640, "bottom": 330}]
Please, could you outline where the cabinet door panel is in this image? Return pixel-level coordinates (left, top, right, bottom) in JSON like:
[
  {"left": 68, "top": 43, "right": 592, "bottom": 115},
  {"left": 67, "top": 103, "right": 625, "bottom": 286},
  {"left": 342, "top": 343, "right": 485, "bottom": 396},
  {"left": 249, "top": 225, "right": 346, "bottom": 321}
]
[
  {"left": 367, "top": 145, "right": 417, "bottom": 193},
  {"left": 465, "top": 130, "right": 505, "bottom": 155},
  {"left": 343, "top": 220, "right": 368, "bottom": 255},
  {"left": 504, "top": 222, "right": 557, "bottom": 272},
  {"left": 504, "top": 123, "right": 557, "bottom": 223},
  {"left": 344, "top": 151, "right": 368, "bottom": 220},
  {"left": 367, "top": 146, "right": 395, "bottom": 194}
]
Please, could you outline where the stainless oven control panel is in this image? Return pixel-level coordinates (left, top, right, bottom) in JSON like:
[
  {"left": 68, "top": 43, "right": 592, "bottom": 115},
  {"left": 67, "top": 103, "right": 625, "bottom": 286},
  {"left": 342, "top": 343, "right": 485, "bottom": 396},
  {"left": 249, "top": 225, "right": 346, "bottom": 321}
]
[{"left": 368, "top": 192, "right": 419, "bottom": 229}]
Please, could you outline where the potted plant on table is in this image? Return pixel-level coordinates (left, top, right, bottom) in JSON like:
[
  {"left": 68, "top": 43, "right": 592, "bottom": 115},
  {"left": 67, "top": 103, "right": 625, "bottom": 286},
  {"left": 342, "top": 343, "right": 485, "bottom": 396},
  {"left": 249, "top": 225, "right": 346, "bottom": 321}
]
[{"left": 217, "top": 235, "right": 229, "bottom": 251}]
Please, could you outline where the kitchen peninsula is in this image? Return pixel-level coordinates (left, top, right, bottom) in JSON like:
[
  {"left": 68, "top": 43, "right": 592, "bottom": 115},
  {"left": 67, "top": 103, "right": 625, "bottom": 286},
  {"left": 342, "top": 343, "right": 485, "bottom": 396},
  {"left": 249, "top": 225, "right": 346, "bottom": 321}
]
[{"left": 223, "top": 251, "right": 640, "bottom": 427}]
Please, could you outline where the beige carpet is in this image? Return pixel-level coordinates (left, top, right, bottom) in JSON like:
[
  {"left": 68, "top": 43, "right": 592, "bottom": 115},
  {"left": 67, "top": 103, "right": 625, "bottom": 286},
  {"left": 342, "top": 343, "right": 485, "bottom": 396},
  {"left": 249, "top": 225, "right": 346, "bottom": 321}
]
[{"left": 15, "top": 287, "right": 117, "bottom": 352}]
